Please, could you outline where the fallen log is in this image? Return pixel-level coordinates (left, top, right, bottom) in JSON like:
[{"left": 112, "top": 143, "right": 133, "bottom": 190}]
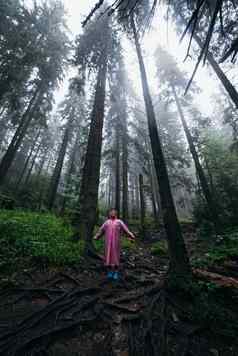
[{"left": 193, "top": 268, "right": 238, "bottom": 288}]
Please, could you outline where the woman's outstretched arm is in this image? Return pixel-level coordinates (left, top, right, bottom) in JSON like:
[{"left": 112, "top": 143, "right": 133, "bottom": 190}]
[{"left": 119, "top": 220, "right": 135, "bottom": 241}]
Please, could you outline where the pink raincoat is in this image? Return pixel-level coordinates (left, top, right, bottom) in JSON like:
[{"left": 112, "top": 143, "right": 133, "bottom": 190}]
[{"left": 95, "top": 218, "right": 134, "bottom": 266}]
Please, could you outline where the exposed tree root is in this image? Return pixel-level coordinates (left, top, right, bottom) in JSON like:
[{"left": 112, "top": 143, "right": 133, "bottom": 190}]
[{"left": 1, "top": 249, "right": 238, "bottom": 355}]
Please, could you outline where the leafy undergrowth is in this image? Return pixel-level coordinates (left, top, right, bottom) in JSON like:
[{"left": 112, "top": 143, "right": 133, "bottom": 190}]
[
  {"left": 151, "top": 239, "right": 168, "bottom": 256},
  {"left": 0, "top": 210, "right": 138, "bottom": 276},
  {"left": 0, "top": 210, "right": 238, "bottom": 354},
  {"left": 0, "top": 209, "right": 84, "bottom": 272},
  {"left": 191, "top": 229, "right": 238, "bottom": 268}
]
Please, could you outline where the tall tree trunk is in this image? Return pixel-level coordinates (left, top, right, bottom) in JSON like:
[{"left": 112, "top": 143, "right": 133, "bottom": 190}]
[
  {"left": 48, "top": 114, "right": 74, "bottom": 210},
  {"left": 24, "top": 140, "right": 42, "bottom": 186},
  {"left": 122, "top": 116, "right": 129, "bottom": 222},
  {"left": 0, "top": 86, "right": 43, "bottom": 186},
  {"left": 76, "top": 51, "right": 108, "bottom": 255},
  {"left": 172, "top": 84, "right": 220, "bottom": 231},
  {"left": 130, "top": 174, "right": 136, "bottom": 219},
  {"left": 139, "top": 173, "right": 146, "bottom": 234},
  {"left": 203, "top": 154, "right": 215, "bottom": 195},
  {"left": 131, "top": 15, "right": 190, "bottom": 278},
  {"left": 60, "top": 131, "right": 81, "bottom": 215},
  {"left": 115, "top": 131, "right": 121, "bottom": 215},
  {"left": 15, "top": 130, "right": 41, "bottom": 190},
  {"left": 0, "top": 111, "right": 8, "bottom": 148},
  {"left": 145, "top": 138, "right": 160, "bottom": 223},
  {"left": 36, "top": 148, "right": 48, "bottom": 180},
  {"left": 135, "top": 176, "right": 140, "bottom": 218},
  {"left": 152, "top": 164, "right": 162, "bottom": 217},
  {"left": 38, "top": 155, "right": 52, "bottom": 210},
  {"left": 149, "top": 166, "right": 158, "bottom": 223},
  {"left": 0, "top": 77, "right": 12, "bottom": 104},
  {"left": 0, "top": 104, "right": 7, "bottom": 117},
  {"left": 108, "top": 173, "right": 113, "bottom": 209}
]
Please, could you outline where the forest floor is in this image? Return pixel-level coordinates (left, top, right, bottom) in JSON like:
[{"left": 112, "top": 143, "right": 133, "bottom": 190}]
[{"left": 1, "top": 226, "right": 238, "bottom": 355}]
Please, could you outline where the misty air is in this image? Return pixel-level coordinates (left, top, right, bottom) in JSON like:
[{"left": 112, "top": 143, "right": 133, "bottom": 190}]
[{"left": 0, "top": 1, "right": 238, "bottom": 355}]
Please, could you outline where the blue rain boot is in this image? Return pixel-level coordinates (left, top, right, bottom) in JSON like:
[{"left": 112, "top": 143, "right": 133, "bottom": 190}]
[
  {"left": 113, "top": 271, "right": 119, "bottom": 280},
  {"left": 107, "top": 271, "right": 113, "bottom": 279}
]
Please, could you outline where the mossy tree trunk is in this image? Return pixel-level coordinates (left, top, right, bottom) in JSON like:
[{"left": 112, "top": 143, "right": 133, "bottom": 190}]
[
  {"left": 115, "top": 129, "right": 121, "bottom": 215},
  {"left": 131, "top": 14, "right": 191, "bottom": 279},
  {"left": 139, "top": 173, "right": 146, "bottom": 234},
  {"left": 48, "top": 112, "right": 74, "bottom": 210},
  {"left": 122, "top": 114, "right": 129, "bottom": 222},
  {"left": 76, "top": 51, "right": 108, "bottom": 255}
]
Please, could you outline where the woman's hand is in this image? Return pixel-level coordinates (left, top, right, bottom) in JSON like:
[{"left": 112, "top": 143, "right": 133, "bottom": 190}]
[
  {"left": 93, "top": 235, "right": 98, "bottom": 240},
  {"left": 128, "top": 234, "right": 135, "bottom": 242}
]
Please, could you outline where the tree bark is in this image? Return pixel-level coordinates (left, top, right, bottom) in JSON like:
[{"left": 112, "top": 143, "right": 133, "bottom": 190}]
[
  {"left": 36, "top": 148, "right": 48, "bottom": 180},
  {"left": 0, "top": 86, "right": 43, "bottom": 186},
  {"left": 149, "top": 164, "right": 159, "bottom": 223},
  {"left": 0, "top": 76, "right": 12, "bottom": 104},
  {"left": 135, "top": 176, "right": 140, "bottom": 218},
  {"left": 76, "top": 49, "right": 108, "bottom": 255},
  {"left": 172, "top": 84, "right": 221, "bottom": 231},
  {"left": 60, "top": 129, "right": 81, "bottom": 215},
  {"left": 131, "top": 14, "right": 190, "bottom": 278},
  {"left": 108, "top": 172, "right": 113, "bottom": 209},
  {"left": 0, "top": 110, "right": 8, "bottom": 148},
  {"left": 15, "top": 130, "right": 41, "bottom": 190},
  {"left": 152, "top": 164, "right": 162, "bottom": 217},
  {"left": 130, "top": 174, "right": 136, "bottom": 219},
  {"left": 139, "top": 173, "right": 146, "bottom": 234},
  {"left": 122, "top": 115, "right": 129, "bottom": 222},
  {"left": 37, "top": 155, "right": 52, "bottom": 210},
  {"left": 115, "top": 130, "right": 121, "bottom": 215},
  {"left": 145, "top": 138, "right": 160, "bottom": 223},
  {"left": 48, "top": 113, "right": 74, "bottom": 210},
  {"left": 23, "top": 140, "right": 42, "bottom": 186}
]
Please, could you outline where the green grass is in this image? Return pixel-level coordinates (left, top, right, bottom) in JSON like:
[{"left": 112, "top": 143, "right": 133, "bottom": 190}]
[{"left": 0, "top": 209, "right": 84, "bottom": 269}]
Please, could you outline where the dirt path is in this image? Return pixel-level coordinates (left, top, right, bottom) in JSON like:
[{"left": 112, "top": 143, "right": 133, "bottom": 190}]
[{"left": 0, "top": 242, "right": 238, "bottom": 355}]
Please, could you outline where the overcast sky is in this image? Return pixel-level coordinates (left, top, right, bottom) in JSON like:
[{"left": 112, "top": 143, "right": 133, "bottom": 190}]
[{"left": 54, "top": 0, "right": 226, "bottom": 116}]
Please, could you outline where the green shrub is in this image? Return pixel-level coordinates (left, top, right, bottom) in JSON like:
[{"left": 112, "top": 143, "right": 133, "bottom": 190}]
[
  {"left": 151, "top": 240, "right": 168, "bottom": 256},
  {"left": 94, "top": 238, "right": 104, "bottom": 253},
  {"left": 121, "top": 238, "right": 136, "bottom": 250},
  {"left": 192, "top": 229, "right": 238, "bottom": 268},
  {"left": 0, "top": 210, "right": 83, "bottom": 266}
]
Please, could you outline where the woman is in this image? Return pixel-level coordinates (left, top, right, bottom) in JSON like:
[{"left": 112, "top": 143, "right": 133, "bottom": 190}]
[{"left": 93, "top": 209, "right": 135, "bottom": 280}]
